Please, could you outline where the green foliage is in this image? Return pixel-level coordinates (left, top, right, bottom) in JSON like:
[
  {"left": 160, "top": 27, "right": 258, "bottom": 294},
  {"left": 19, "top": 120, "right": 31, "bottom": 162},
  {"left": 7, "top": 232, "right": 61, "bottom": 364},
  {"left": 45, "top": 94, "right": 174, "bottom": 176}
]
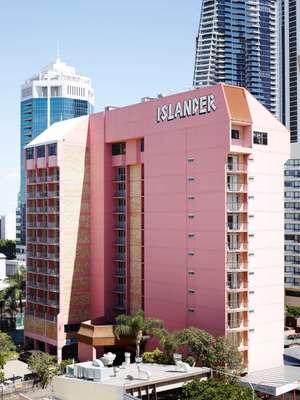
[
  {"left": 59, "top": 358, "right": 74, "bottom": 374},
  {"left": 114, "top": 310, "right": 164, "bottom": 357},
  {"left": 153, "top": 328, "right": 184, "bottom": 362},
  {"left": 0, "top": 240, "right": 16, "bottom": 260},
  {"left": 28, "top": 352, "right": 58, "bottom": 388},
  {"left": 184, "top": 355, "right": 196, "bottom": 367},
  {"left": 0, "top": 332, "right": 16, "bottom": 369},
  {"left": 0, "top": 370, "right": 4, "bottom": 382},
  {"left": 181, "top": 379, "right": 259, "bottom": 400},
  {"left": 142, "top": 348, "right": 169, "bottom": 364},
  {"left": 211, "top": 337, "right": 242, "bottom": 373},
  {"left": 178, "top": 327, "right": 215, "bottom": 366},
  {"left": 4, "top": 266, "right": 26, "bottom": 314},
  {"left": 286, "top": 305, "right": 300, "bottom": 318}
]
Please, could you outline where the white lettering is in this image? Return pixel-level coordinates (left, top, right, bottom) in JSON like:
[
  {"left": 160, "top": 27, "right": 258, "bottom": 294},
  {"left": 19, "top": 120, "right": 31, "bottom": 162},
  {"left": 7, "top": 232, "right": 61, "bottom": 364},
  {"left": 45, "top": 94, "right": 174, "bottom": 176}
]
[
  {"left": 199, "top": 96, "right": 207, "bottom": 114},
  {"left": 183, "top": 99, "right": 192, "bottom": 117},
  {"left": 208, "top": 94, "right": 216, "bottom": 112},
  {"left": 192, "top": 98, "right": 199, "bottom": 115},
  {"left": 174, "top": 102, "right": 183, "bottom": 119},
  {"left": 156, "top": 94, "right": 216, "bottom": 123}
]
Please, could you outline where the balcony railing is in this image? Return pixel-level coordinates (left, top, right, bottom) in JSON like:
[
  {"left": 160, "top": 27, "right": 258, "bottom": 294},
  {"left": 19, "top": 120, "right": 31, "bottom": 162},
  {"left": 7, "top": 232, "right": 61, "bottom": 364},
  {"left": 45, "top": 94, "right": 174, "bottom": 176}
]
[
  {"left": 115, "top": 238, "right": 126, "bottom": 245},
  {"left": 48, "top": 284, "right": 59, "bottom": 292},
  {"left": 36, "top": 191, "right": 48, "bottom": 198},
  {"left": 47, "top": 222, "right": 59, "bottom": 228},
  {"left": 114, "top": 253, "right": 126, "bottom": 261},
  {"left": 114, "top": 206, "right": 126, "bottom": 213},
  {"left": 48, "top": 191, "right": 59, "bottom": 198},
  {"left": 36, "top": 207, "right": 48, "bottom": 213},
  {"left": 114, "top": 174, "right": 126, "bottom": 182},
  {"left": 48, "top": 206, "right": 59, "bottom": 213},
  {"left": 37, "top": 267, "right": 47, "bottom": 273},
  {"left": 47, "top": 253, "right": 59, "bottom": 260},
  {"left": 47, "top": 268, "right": 59, "bottom": 276},
  {"left": 227, "top": 243, "right": 248, "bottom": 252},
  {"left": 227, "top": 321, "right": 248, "bottom": 331},
  {"left": 227, "top": 184, "right": 247, "bottom": 193},
  {"left": 27, "top": 177, "right": 36, "bottom": 184},
  {"left": 228, "top": 301, "right": 247, "bottom": 311},
  {"left": 113, "top": 284, "right": 126, "bottom": 293},
  {"left": 227, "top": 262, "right": 248, "bottom": 271},
  {"left": 48, "top": 175, "right": 59, "bottom": 182},
  {"left": 46, "top": 314, "right": 57, "bottom": 323},
  {"left": 27, "top": 207, "right": 36, "bottom": 213},
  {"left": 115, "top": 222, "right": 126, "bottom": 229},
  {"left": 227, "top": 163, "right": 247, "bottom": 173},
  {"left": 227, "top": 281, "right": 248, "bottom": 291},
  {"left": 114, "top": 268, "right": 126, "bottom": 276},
  {"left": 47, "top": 299, "right": 59, "bottom": 307},
  {"left": 227, "top": 202, "right": 247, "bottom": 211},
  {"left": 227, "top": 222, "right": 248, "bottom": 231},
  {"left": 114, "top": 190, "right": 126, "bottom": 198},
  {"left": 36, "top": 176, "right": 47, "bottom": 183}
]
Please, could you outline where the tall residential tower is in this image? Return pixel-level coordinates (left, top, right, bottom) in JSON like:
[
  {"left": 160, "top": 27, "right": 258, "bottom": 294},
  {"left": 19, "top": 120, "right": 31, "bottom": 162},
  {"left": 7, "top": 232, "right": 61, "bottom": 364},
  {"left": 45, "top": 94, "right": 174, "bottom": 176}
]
[
  {"left": 16, "top": 59, "right": 94, "bottom": 258},
  {"left": 193, "top": 0, "right": 279, "bottom": 116},
  {"left": 282, "top": 0, "right": 300, "bottom": 304}
]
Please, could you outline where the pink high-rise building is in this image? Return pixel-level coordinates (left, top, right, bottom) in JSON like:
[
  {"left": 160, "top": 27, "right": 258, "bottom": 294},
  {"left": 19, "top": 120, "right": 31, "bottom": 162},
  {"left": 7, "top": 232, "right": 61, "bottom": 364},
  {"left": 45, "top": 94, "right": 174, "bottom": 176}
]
[{"left": 24, "top": 84, "right": 289, "bottom": 372}]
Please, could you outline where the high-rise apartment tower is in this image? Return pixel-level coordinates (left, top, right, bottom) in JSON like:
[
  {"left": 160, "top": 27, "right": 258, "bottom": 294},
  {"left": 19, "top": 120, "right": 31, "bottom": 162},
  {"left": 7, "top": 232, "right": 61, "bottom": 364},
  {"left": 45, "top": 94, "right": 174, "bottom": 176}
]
[
  {"left": 16, "top": 59, "right": 94, "bottom": 258},
  {"left": 193, "top": 0, "right": 279, "bottom": 116}
]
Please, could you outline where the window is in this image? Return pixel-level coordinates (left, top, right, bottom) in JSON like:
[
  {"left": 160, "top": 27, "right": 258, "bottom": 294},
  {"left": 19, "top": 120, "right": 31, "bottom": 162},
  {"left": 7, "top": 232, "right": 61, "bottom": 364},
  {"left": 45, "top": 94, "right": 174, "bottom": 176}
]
[
  {"left": 112, "top": 142, "right": 126, "bottom": 156},
  {"left": 187, "top": 177, "right": 195, "bottom": 182},
  {"left": 140, "top": 138, "right": 144, "bottom": 152},
  {"left": 187, "top": 157, "right": 195, "bottom": 163},
  {"left": 26, "top": 148, "right": 34, "bottom": 160},
  {"left": 64, "top": 323, "right": 80, "bottom": 333},
  {"left": 36, "top": 145, "right": 45, "bottom": 158},
  {"left": 48, "top": 143, "right": 57, "bottom": 156},
  {"left": 253, "top": 131, "right": 268, "bottom": 145},
  {"left": 188, "top": 270, "right": 195, "bottom": 275},
  {"left": 231, "top": 129, "right": 240, "bottom": 139}
]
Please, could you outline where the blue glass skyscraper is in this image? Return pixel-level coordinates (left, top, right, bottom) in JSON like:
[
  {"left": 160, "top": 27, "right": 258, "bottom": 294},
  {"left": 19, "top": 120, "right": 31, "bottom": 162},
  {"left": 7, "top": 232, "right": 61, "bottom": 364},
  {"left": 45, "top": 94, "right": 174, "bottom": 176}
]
[
  {"left": 16, "top": 59, "right": 94, "bottom": 253},
  {"left": 193, "top": 0, "right": 278, "bottom": 116}
]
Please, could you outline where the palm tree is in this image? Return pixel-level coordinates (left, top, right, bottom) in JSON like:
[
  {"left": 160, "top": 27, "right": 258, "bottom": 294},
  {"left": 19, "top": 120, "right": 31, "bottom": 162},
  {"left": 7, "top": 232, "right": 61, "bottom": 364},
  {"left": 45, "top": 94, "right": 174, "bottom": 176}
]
[
  {"left": 114, "top": 310, "right": 164, "bottom": 358},
  {"left": 154, "top": 328, "right": 184, "bottom": 361},
  {"left": 4, "top": 266, "right": 26, "bottom": 314}
]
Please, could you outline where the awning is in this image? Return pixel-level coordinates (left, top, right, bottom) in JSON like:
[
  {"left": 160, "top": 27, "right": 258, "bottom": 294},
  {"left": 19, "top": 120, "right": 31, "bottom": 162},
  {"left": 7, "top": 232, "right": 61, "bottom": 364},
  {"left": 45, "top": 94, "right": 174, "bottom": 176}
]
[{"left": 240, "top": 366, "right": 300, "bottom": 397}]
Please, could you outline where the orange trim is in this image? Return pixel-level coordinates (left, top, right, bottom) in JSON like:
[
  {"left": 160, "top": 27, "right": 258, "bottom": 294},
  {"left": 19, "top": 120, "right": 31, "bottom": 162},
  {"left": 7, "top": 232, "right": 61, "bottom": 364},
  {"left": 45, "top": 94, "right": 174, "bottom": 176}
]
[{"left": 223, "top": 85, "right": 252, "bottom": 124}]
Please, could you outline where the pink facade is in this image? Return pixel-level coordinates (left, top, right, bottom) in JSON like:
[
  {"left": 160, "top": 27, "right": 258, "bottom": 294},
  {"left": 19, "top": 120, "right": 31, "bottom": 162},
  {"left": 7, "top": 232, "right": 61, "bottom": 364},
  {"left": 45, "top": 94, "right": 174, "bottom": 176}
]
[{"left": 24, "top": 84, "right": 289, "bottom": 371}]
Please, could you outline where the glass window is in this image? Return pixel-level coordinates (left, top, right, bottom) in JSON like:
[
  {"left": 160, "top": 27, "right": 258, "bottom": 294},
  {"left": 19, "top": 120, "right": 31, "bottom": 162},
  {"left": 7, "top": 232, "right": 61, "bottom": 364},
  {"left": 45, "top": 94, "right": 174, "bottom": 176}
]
[
  {"left": 48, "top": 143, "right": 57, "bottom": 156},
  {"left": 112, "top": 142, "right": 126, "bottom": 156},
  {"left": 253, "top": 131, "right": 268, "bottom": 145},
  {"left": 231, "top": 129, "right": 240, "bottom": 139},
  {"left": 26, "top": 148, "right": 34, "bottom": 160},
  {"left": 140, "top": 138, "right": 144, "bottom": 152},
  {"left": 36, "top": 145, "right": 45, "bottom": 158}
]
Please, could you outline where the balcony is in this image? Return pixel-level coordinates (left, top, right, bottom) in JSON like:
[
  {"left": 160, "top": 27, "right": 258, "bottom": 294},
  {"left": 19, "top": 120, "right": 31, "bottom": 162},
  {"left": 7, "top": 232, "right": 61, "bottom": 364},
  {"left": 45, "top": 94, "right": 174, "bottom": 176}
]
[
  {"left": 48, "top": 175, "right": 59, "bottom": 182},
  {"left": 27, "top": 192, "right": 36, "bottom": 199},
  {"left": 114, "top": 222, "right": 126, "bottom": 229},
  {"left": 113, "top": 190, "right": 126, "bottom": 198},
  {"left": 227, "top": 262, "right": 248, "bottom": 272},
  {"left": 114, "top": 238, "right": 126, "bottom": 246},
  {"left": 36, "top": 176, "right": 47, "bottom": 183},
  {"left": 27, "top": 281, "right": 37, "bottom": 289},
  {"left": 36, "top": 207, "right": 48, "bottom": 213},
  {"left": 36, "top": 191, "right": 48, "bottom": 198},
  {"left": 37, "top": 252, "right": 47, "bottom": 258},
  {"left": 114, "top": 268, "right": 126, "bottom": 277},
  {"left": 227, "top": 280, "right": 248, "bottom": 292},
  {"left": 113, "top": 206, "right": 126, "bottom": 214},
  {"left": 48, "top": 206, "right": 59, "bottom": 213},
  {"left": 47, "top": 268, "right": 59, "bottom": 276},
  {"left": 227, "top": 322, "right": 248, "bottom": 332},
  {"left": 27, "top": 207, "right": 36, "bottom": 213},
  {"left": 37, "top": 266, "right": 47, "bottom": 274},
  {"left": 46, "top": 314, "right": 57, "bottom": 323},
  {"left": 47, "top": 299, "right": 59, "bottom": 307},
  {"left": 227, "top": 183, "right": 247, "bottom": 193},
  {"left": 113, "top": 284, "right": 126, "bottom": 293},
  {"left": 227, "top": 243, "right": 248, "bottom": 252},
  {"left": 227, "top": 163, "right": 247, "bottom": 173},
  {"left": 36, "top": 281, "right": 47, "bottom": 290},
  {"left": 114, "top": 253, "right": 126, "bottom": 261},
  {"left": 113, "top": 174, "right": 126, "bottom": 182},
  {"left": 48, "top": 284, "right": 59, "bottom": 292},
  {"left": 27, "top": 266, "right": 36, "bottom": 273},
  {"left": 227, "top": 301, "right": 248, "bottom": 312},
  {"left": 47, "top": 222, "right": 59, "bottom": 229},
  {"left": 27, "top": 176, "right": 36, "bottom": 184},
  {"left": 47, "top": 253, "right": 59, "bottom": 260},
  {"left": 48, "top": 190, "right": 59, "bottom": 198},
  {"left": 227, "top": 222, "right": 248, "bottom": 232}
]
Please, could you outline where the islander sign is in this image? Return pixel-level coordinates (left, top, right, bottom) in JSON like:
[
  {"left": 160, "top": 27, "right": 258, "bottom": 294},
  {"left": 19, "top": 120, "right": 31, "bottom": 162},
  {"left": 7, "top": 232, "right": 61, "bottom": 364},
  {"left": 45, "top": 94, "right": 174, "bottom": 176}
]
[{"left": 156, "top": 94, "right": 216, "bottom": 123}]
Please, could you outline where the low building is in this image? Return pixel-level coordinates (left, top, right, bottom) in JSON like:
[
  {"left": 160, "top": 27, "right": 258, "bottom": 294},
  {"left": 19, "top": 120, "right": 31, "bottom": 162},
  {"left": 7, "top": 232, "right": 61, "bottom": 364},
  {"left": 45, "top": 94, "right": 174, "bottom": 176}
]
[{"left": 53, "top": 362, "right": 210, "bottom": 400}]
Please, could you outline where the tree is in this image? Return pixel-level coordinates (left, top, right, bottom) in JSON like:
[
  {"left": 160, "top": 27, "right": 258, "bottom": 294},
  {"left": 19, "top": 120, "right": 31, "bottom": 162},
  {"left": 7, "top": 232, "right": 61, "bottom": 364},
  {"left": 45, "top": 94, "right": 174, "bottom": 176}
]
[
  {"left": 211, "top": 337, "right": 242, "bottom": 374},
  {"left": 178, "top": 327, "right": 215, "bottom": 366},
  {"left": 0, "top": 240, "right": 16, "bottom": 260},
  {"left": 154, "top": 328, "right": 184, "bottom": 362},
  {"left": 286, "top": 305, "right": 300, "bottom": 318},
  {"left": 0, "top": 332, "right": 16, "bottom": 369},
  {"left": 114, "top": 310, "right": 164, "bottom": 358},
  {"left": 0, "top": 291, "right": 5, "bottom": 321},
  {"left": 4, "top": 266, "right": 26, "bottom": 314},
  {"left": 27, "top": 352, "right": 58, "bottom": 388},
  {"left": 181, "top": 379, "right": 259, "bottom": 400}
]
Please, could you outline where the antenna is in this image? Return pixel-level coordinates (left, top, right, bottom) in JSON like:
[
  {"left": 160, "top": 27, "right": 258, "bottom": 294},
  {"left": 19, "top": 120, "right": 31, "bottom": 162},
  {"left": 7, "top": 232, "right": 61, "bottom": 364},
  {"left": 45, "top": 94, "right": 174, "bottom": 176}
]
[{"left": 56, "top": 41, "right": 61, "bottom": 63}]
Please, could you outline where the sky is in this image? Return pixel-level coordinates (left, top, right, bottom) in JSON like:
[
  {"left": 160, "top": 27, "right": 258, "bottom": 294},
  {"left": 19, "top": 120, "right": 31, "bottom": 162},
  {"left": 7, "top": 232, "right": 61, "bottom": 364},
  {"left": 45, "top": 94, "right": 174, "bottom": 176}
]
[{"left": 0, "top": 0, "right": 201, "bottom": 216}]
